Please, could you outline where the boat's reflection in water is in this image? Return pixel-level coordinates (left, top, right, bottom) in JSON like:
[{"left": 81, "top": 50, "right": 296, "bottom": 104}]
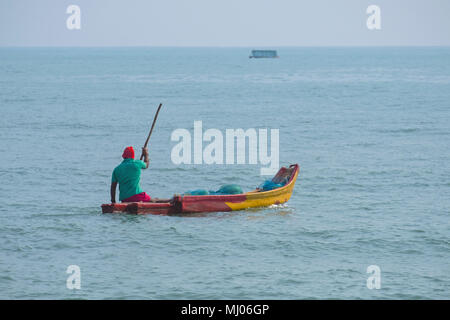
[
  {"left": 168, "top": 204, "right": 294, "bottom": 219},
  {"left": 106, "top": 204, "right": 294, "bottom": 221}
]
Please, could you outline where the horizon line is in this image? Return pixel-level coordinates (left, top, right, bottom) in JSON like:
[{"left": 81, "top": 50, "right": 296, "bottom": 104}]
[{"left": 1, "top": 45, "right": 450, "bottom": 49}]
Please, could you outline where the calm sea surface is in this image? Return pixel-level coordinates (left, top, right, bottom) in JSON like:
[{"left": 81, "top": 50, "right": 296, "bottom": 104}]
[{"left": 0, "top": 47, "right": 449, "bottom": 299}]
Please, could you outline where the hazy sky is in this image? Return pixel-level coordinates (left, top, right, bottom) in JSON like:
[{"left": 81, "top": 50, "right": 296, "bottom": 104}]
[{"left": 0, "top": 0, "right": 449, "bottom": 46}]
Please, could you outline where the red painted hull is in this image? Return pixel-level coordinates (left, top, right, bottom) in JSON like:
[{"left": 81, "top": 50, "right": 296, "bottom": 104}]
[
  {"left": 100, "top": 194, "right": 238, "bottom": 215},
  {"left": 101, "top": 201, "right": 177, "bottom": 215}
]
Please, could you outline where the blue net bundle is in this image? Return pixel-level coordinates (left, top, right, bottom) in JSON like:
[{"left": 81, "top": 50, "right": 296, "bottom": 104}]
[
  {"left": 184, "top": 189, "right": 210, "bottom": 196},
  {"left": 258, "top": 180, "right": 284, "bottom": 191},
  {"left": 184, "top": 184, "right": 243, "bottom": 196},
  {"left": 210, "top": 184, "right": 243, "bottom": 195}
]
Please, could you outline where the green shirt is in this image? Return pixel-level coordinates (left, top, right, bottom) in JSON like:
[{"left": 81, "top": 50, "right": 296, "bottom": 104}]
[{"left": 112, "top": 159, "right": 147, "bottom": 201}]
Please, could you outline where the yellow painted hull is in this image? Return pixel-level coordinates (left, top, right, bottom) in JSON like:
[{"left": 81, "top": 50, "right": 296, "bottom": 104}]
[{"left": 226, "top": 165, "right": 299, "bottom": 211}]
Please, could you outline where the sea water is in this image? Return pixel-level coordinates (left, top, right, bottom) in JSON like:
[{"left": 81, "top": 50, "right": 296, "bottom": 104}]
[{"left": 0, "top": 47, "right": 449, "bottom": 299}]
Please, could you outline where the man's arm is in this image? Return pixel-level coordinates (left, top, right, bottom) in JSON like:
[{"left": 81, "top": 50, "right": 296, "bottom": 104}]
[
  {"left": 141, "top": 147, "right": 149, "bottom": 169},
  {"left": 110, "top": 181, "right": 118, "bottom": 203}
]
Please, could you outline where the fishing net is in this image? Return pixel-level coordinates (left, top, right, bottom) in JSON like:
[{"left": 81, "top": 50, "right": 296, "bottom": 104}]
[
  {"left": 258, "top": 180, "right": 284, "bottom": 191},
  {"left": 185, "top": 189, "right": 210, "bottom": 196},
  {"left": 211, "top": 184, "right": 243, "bottom": 195},
  {"left": 183, "top": 166, "right": 294, "bottom": 195},
  {"left": 184, "top": 184, "right": 243, "bottom": 196}
]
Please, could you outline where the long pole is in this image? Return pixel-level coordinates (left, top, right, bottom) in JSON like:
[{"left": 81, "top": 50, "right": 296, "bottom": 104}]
[{"left": 140, "top": 103, "right": 163, "bottom": 160}]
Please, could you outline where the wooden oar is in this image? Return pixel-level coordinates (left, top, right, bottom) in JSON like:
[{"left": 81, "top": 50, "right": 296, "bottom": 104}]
[{"left": 140, "top": 103, "right": 163, "bottom": 160}]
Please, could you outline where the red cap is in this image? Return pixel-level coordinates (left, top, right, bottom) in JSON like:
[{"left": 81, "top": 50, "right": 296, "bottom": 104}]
[{"left": 122, "top": 146, "right": 135, "bottom": 159}]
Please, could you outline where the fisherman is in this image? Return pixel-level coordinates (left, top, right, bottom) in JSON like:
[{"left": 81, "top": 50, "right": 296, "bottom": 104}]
[{"left": 110, "top": 146, "right": 152, "bottom": 203}]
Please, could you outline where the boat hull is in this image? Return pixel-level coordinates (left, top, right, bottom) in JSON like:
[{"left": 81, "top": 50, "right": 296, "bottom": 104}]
[{"left": 101, "top": 164, "right": 299, "bottom": 215}]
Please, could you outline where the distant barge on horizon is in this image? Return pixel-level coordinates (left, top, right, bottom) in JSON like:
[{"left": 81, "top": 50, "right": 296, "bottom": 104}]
[{"left": 249, "top": 50, "right": 279, "bottom": 59}]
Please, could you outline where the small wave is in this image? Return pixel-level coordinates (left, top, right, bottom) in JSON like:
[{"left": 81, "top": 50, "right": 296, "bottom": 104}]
[
  {"left": 0, "top": 275, "right": 14, "bottom": 281},
  {"left": 376, "top": 128, "right": 421, "bottom": 134},
  {"left": 268, "top": 203, "right": 289, "bottom": 209},
  {"left": 2, "top": 97, "right": 35, "bottom": 103},
  {"left": 368, "top": 169, "right": 402, "bottom": 175}
]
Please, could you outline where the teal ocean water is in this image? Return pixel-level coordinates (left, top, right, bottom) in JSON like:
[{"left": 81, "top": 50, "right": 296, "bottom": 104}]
[{"left": 0, "top": 47, "right": 449, "bottom": 299}]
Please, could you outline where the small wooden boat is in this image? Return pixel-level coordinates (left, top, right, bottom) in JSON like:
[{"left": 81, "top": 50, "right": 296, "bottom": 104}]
[{"left": 101, "top": 164, "right": 299, "bottom": 215}]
